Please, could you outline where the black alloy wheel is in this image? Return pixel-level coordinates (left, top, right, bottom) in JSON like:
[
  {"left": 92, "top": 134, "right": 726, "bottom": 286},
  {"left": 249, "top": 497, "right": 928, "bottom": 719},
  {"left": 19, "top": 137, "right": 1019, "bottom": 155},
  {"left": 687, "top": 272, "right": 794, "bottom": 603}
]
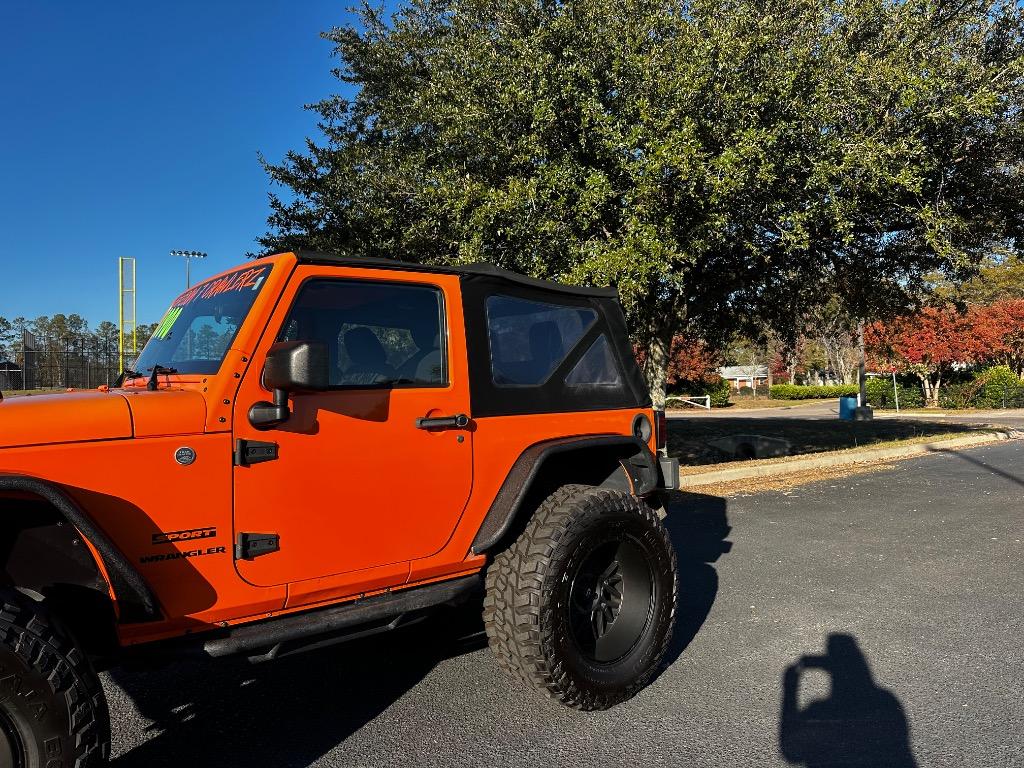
[
  {"left": 0, "top": 708, "right": 27, "bottom": 768},
  {"left": 568, "top": 538, "right": 655, "bottom": 664}
]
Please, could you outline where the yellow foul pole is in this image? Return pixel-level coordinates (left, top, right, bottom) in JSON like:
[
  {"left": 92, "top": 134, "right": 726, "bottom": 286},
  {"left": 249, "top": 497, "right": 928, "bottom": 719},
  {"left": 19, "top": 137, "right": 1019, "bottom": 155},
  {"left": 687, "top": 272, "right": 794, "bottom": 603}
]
[{"left": 118, "top": 257, "right": 137, "bottom": 373}]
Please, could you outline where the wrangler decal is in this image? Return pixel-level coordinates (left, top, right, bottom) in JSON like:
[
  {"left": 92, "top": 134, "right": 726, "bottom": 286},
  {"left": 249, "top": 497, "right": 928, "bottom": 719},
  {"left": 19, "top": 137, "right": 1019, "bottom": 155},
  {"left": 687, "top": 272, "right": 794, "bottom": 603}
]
[{"left": 140, "top": 546, "right": 226, "bottom": 564}]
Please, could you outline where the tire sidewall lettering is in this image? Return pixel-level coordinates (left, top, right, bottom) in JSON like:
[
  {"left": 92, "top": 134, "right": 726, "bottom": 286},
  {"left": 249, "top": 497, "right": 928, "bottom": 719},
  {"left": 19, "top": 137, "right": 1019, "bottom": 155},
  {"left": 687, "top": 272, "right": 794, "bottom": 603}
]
[{"left": 0, "top": 621, "right": 80, "bottom": 768}]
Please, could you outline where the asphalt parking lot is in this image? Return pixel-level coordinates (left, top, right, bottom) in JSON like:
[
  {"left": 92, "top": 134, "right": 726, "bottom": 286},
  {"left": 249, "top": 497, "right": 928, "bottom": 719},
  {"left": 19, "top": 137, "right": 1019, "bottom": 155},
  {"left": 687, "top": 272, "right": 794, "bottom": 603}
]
[{"left": 103, "top": 440, "right": 1024, "bottom": 767}]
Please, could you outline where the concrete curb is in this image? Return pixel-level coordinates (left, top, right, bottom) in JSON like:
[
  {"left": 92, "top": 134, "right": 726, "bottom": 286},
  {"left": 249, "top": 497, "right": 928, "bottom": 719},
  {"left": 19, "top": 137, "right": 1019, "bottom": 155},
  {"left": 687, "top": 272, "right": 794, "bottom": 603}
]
[{"left": 680, "top": 430, "right": 1017, "bottom": 488}]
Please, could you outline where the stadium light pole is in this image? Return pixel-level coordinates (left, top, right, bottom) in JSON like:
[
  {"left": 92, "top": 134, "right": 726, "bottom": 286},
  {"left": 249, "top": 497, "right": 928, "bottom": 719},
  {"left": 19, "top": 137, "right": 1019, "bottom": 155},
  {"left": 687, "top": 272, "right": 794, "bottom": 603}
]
[{"left": 170, "top": 250, "right": 207, "bottom": 289}]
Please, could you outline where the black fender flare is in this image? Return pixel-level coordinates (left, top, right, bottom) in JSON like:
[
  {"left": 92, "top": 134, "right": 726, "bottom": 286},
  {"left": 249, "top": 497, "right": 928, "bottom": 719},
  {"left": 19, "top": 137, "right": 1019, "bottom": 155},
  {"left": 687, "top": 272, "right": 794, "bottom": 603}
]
[
  {"left": 471, "top": 435, "right": 659, "bottom": 554},
  {"left": 0, "top": 475, "right": 159, "bottom": 620}
]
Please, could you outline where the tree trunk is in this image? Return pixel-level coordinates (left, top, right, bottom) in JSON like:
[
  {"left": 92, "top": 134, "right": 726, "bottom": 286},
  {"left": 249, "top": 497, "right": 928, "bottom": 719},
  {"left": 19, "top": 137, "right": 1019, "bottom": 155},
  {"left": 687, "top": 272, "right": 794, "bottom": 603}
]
[{"left": 639, "top": 317, "right": 676, "bottom": 410}]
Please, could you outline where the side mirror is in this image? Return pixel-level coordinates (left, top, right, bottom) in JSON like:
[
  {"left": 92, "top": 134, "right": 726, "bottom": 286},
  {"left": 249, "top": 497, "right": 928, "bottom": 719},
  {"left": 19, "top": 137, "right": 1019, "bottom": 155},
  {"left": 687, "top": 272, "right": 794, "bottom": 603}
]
[
  {"left": 263, "top": 340, "right": 330, "bottom": 392},
  {"left": 249, "top": 341, "right": 329, "bottom": 429}
]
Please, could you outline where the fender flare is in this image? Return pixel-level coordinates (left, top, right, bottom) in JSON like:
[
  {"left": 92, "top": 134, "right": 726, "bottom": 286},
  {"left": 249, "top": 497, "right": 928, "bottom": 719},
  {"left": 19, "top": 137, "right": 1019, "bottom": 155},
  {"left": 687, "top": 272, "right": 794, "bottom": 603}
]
[
  {"left": 471, "top": 435, "right": 659, "bottom": 554},
  {"left": 0, "top": 475, "right": 159, "bottom": 620}
]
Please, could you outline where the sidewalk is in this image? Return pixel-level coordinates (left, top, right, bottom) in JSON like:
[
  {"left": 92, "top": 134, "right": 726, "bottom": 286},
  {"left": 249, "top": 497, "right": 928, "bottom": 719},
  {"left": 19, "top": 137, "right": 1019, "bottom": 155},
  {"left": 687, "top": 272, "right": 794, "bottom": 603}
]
[
  {"left": 669, "top": 401, "right": 1024, "bottom": 424},
  {"left": 679, "top": 428, "right": 1018, "bottom": 488}
]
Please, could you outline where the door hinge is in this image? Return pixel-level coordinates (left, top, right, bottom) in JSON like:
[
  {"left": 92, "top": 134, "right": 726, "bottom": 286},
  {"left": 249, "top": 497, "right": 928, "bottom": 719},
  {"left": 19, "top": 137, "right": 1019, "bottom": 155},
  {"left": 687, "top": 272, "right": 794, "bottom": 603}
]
[
  {"left": 235, "top": 532, "right": 280, "bottom": 560},
  {"left": 234, "top": 439, "right": 279, "bottom": 467}
]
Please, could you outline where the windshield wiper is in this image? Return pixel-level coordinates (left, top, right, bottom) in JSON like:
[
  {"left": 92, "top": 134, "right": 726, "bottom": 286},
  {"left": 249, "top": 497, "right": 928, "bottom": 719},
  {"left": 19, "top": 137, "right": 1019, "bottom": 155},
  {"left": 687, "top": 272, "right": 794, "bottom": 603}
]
[
  {"left": 147, "top": 365, "right": 178, "bottom": 391},
  {"left": 113, "top": 368, "right": 140, "bottom": 388}
]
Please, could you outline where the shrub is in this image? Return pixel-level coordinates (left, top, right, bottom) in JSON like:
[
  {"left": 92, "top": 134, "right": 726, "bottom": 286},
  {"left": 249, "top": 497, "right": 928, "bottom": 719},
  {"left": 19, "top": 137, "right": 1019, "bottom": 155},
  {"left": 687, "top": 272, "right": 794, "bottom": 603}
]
[
  {"left": 974, "top": 365, "right": 1024, "bottom": 408},
  {"left": 865, "top": 377, "right": 924, "bottom": 409},
  {"left": 671, "top": 376, "right": 731, "bottom": 408},
  {"left": 939, "top": 382, "right": 976, "bottom": 409},
  {"left": 769, "top": 383, "right": 859, "bottom": 400}
]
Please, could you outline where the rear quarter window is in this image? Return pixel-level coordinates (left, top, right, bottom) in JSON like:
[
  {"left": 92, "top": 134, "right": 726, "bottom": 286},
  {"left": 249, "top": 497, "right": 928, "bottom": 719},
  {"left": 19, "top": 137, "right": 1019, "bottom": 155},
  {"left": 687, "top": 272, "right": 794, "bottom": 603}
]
[{"left": 485, "top": 296, "right": 597, "bottom": 386}]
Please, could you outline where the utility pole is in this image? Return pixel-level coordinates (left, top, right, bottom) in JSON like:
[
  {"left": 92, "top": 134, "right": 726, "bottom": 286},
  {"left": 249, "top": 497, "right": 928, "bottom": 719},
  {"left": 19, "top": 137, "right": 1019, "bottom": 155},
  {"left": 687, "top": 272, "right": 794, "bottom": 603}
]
[
  {"left": 170, "top": 250, "right": 207, "bottom": 289},
  {"left": 858, "top": 319, "right": 867, "bottom": 407}
]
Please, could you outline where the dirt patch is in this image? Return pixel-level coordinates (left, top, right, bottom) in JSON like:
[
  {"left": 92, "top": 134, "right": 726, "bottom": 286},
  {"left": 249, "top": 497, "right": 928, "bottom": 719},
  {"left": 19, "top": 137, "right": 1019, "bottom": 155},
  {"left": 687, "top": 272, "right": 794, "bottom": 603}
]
[{"left": 689, "top": 460, "right": 897, "bottom": 497}]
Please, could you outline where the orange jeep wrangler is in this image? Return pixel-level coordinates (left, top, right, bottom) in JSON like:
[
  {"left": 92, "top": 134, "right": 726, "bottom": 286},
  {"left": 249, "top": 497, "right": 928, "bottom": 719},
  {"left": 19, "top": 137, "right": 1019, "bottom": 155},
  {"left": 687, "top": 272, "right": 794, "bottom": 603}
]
[{"left": 0, "top": 251, "right": 679, "bottom": 765}]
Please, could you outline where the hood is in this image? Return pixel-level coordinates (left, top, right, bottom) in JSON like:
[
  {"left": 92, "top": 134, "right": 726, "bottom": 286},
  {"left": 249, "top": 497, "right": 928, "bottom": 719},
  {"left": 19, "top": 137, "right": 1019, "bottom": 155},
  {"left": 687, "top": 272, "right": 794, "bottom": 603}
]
[
  {"left": 0, "top": 388, "right": 209, "bottom": 449},
  {"left": 118, "top": 388, "right": 208, "bottom": 437},
  {"left": 0, "top": 391, "right": 133, "bottom": 449}
]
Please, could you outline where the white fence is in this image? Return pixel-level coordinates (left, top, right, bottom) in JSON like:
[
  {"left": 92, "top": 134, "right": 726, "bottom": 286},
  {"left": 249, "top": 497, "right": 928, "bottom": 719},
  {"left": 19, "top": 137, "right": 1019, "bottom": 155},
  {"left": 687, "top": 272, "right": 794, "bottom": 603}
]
[{"left": 666, "top": 394, "right": 711, "bottom": 410}]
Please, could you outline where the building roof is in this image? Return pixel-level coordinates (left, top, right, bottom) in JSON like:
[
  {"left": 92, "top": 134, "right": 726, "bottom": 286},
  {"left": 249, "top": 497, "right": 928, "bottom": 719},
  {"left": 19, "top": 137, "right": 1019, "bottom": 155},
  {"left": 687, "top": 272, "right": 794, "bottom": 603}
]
[{"left": 720, "top": 365, "right": 769, "bottom": 379}]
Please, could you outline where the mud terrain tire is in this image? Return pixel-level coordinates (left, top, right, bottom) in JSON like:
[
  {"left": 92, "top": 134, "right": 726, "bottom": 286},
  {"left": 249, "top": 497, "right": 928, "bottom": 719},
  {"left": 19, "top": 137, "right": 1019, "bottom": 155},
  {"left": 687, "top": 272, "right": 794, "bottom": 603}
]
[
  {"left": 484, "top": 485, "right": 677, "bottom": 710},
  {"left": 0, "top": 588, "right": 110, "bottom": 767}
]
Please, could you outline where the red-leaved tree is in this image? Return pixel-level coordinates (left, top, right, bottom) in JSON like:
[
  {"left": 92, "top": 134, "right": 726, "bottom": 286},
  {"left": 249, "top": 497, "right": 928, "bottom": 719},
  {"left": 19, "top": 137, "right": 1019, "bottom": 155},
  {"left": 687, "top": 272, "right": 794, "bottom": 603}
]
[
  {"left": 865, "top": 307, "right": 985, "bottom": 406},
  {"left": 970, "top": 301, "right": 1024, "bottom": 376},
  {"left": 665, "top": 336, "right": 722, "bottom": 388}
]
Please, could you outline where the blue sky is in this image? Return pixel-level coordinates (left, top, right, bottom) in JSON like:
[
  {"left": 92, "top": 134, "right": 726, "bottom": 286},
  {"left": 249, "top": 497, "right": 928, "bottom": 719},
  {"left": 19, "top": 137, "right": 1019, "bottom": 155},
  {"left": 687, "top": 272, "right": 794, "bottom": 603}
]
[{"left": 0, "top": 1, "right": 361, "bottom": 327}]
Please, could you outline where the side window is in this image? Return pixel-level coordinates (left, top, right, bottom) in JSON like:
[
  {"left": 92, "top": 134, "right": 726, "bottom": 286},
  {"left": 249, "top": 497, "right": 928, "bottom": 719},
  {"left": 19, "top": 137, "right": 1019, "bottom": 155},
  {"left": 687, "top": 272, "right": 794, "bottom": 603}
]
[
  {"left": 279, "top": 279, "right": 446, "bottom": 388},
  {"left": 564, "top": 335, "right": 623, "bottom": 387},
  {"left": 485, "top": 295, "right": 597, "bottom": 386}
]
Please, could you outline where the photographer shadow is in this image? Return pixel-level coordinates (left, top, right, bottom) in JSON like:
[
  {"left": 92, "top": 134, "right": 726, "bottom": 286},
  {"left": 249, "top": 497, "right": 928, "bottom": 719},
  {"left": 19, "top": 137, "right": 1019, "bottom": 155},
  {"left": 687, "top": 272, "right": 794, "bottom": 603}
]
[{"left": 780, "top": 634, "right": 917, "bottom": 767}]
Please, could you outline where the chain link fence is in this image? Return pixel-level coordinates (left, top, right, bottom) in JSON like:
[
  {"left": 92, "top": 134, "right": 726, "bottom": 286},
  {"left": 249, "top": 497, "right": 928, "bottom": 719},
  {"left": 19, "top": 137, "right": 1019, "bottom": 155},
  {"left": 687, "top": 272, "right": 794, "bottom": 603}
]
[{"left": 0, "top": 341, "right": 124, "bottom": 391}]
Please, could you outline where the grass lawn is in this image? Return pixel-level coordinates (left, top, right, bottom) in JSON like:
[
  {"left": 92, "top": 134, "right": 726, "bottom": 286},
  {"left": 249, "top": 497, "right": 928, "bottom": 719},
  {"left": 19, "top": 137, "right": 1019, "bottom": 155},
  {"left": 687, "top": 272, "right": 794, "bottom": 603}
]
[
  {"left": 667, "top": 398, "right": 834, "bottom": 412},
  {"left": 722, "top": 398, "right": 834, "bottom": 410},
  {"left": 666, "top": 415, "right": 984, "bottom": 465}
]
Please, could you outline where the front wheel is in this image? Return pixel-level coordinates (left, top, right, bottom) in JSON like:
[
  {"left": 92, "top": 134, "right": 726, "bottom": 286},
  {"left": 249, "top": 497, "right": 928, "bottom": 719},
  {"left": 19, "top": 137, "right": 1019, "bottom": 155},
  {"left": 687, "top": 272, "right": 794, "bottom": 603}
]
[
  {"left": 0, "top": 588, "right": 110, "bottom": 767},
  {"left": 483, "top": 485, "right": 678, "bottom": 710}
]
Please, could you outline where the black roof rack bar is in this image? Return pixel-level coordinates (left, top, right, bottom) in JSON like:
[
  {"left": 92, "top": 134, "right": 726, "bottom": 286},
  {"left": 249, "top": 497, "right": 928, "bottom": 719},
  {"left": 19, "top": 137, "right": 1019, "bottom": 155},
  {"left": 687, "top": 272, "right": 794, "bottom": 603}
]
[{"left": 285, "top": 250, "right": 619, "bottom": 299}]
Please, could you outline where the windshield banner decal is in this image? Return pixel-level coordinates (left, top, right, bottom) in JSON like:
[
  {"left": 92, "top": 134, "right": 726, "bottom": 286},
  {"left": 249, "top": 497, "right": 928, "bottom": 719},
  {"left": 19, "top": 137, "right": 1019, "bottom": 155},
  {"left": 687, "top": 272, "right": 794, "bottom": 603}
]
[{"left": 172, "top": 265, "right": 272, "bottom": 309}]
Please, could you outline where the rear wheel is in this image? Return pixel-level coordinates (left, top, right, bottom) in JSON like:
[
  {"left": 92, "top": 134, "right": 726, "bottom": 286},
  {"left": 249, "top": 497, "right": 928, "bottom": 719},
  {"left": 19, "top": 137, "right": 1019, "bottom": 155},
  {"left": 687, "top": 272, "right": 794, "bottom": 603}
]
[
  {"left": 0, "top": 588, "right": 109, "bottom": 767},
  {"left": 483, "top": 485, "right": 678, "bottom": 710}
]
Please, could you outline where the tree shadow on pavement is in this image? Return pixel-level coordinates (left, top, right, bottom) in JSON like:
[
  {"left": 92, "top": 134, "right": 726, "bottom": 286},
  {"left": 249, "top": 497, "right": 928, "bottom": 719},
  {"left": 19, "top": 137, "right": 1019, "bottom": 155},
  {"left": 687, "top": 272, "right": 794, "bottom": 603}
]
[
  {"left": 107, "top": 606, "right": 487, "bottom": 768},
  {"left": 779, "top": 634, "right": 917, "bottom": 768},
  {"left": 661, "top": 490, "right": 732, "bottom": 664},
  {"left": 667, "top": 417, "right": 975, "bottom": 465},
  {"left": 927, "top": 444, "right": 1024, "bottom": 488}
]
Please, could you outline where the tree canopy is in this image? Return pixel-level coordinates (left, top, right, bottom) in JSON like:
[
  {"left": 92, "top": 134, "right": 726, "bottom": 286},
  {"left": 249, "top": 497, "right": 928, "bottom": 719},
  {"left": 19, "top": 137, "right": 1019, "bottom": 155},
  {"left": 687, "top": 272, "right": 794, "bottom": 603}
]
[{"left": 260, "top": 0, "right": 1024, "bottom": 404}]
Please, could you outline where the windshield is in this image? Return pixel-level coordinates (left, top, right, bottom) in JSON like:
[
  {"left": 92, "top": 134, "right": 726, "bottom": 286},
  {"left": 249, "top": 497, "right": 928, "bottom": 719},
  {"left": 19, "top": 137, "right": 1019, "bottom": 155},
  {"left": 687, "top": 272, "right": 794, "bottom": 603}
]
[{"left": 134, "top": 263, "right": 273, "bottom": 376}]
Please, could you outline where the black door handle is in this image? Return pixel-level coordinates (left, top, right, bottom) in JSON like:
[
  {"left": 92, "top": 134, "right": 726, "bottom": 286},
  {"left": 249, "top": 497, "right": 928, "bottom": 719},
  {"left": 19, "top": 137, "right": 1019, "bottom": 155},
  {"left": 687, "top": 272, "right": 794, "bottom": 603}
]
[{"left": 415, "top": 413, "right": 470, "bottom": 430}]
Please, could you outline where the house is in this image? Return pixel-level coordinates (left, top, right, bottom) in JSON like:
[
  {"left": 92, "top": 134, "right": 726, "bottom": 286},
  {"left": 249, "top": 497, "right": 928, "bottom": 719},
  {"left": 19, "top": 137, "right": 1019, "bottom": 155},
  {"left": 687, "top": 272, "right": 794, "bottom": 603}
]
[{"left": 720, "top": 365, "right": 770, "bottom": 391}]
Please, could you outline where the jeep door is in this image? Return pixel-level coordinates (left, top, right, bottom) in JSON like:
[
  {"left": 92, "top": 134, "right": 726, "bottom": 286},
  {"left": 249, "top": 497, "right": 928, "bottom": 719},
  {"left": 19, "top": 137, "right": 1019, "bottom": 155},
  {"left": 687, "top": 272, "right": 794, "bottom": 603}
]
[{"left": 232, "top": 266, "right": 473, "bottom": 596}]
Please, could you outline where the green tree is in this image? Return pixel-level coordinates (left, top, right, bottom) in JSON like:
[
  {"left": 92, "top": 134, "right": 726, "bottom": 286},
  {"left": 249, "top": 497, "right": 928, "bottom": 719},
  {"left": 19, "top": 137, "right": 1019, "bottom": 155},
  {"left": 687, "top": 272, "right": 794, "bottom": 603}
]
[
  {"left": 261, "top": 0, "right": 1024, "bottom": 405},
  {"left": 135, "top": 323, "right": 159, "bottom": 353},
  {"left": 0, "top": 317, "right": 13, "bottom": 361},
  {"left": 93, "top": 321, "right": 121, "bottom": 383},
  {"left": 934, "top": 253, "right": 1024, "bottom": 304}
]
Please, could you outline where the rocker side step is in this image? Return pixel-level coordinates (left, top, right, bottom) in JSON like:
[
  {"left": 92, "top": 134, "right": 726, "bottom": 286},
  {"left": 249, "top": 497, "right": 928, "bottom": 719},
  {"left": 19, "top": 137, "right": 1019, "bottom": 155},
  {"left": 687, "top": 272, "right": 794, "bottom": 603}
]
[
  {"left": 118, "top": 574, "right": 482, "bottom": 667},
  {"left": 203, "top": 574, "right": 482, "bottom": 659}
]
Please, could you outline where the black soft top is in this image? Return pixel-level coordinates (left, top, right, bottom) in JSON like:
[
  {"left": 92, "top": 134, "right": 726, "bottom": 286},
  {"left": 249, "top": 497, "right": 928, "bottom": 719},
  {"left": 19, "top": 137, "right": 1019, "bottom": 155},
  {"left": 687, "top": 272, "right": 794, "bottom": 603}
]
[
  {"left": 285, "top": 249, "right": 650, "bottom": 416},
  {"left": 292, "top": 250, "right": 620, "bottom": 299}
]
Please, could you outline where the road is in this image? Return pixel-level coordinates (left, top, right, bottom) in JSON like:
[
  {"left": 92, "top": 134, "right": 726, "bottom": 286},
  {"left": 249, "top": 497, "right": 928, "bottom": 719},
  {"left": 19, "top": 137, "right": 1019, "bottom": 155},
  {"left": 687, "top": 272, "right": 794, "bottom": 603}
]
[
  {"left": 671, "top": 400, "right": 1024, "bottom": 425},
  {"left": 103, "top": 440, "right": 1024, "bottom": 767}
]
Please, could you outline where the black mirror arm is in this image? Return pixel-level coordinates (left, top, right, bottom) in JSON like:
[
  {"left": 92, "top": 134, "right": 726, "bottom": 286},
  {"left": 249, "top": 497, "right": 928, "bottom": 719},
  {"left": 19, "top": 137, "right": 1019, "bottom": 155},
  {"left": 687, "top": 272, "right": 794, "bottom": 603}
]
[{"left": 248, "top": 388, "right": 291, "bottom": 430}]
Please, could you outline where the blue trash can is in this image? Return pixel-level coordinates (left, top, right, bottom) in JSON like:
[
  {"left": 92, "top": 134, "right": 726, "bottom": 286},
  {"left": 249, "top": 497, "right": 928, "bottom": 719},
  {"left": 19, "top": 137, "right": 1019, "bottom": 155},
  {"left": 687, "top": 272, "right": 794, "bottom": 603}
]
[{"left": 839, "top": 395, "right": 858, "bottom": 420}]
